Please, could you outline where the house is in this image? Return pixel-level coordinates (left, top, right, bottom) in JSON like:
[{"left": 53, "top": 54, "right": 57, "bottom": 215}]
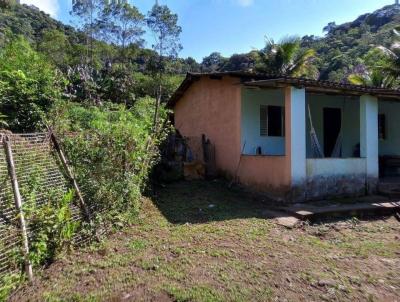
[{"left": 168, "top": 72, "right": 400, "bottom": 202}]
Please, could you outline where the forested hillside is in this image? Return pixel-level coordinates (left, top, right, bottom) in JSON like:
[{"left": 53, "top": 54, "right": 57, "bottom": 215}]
[
  {"left": 0, "top": 1, "right": 82, "bottom": 43},
  {"left": 200, "top": 4, "right": 400, "bottom": 83},
  {"left": 0, "top": 1, "right": 200, "bottom": 106},
  {"left": 304, "top": 4, "right": 400, "bottom": 81},
  {"left": 1, "top": 2, "right": 399, "bottom": 84}
]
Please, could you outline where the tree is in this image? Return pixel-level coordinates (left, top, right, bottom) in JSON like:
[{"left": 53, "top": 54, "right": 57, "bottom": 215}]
[
  {"left": 348, "top": 48, "right": 395, "bottom": 88},
  {"left": 222, "top": 53, "right": 257, "bottom": 72},
  {"left": 376, "top": 29, "right": 400, "bottom": 82},
  {"left": 201, "top": 52, "right": 226, "bottom": 72},
  {"left": 71, "top": 0, "right": 102, "bottom": 65},
  {"left": 256, "top": 36, "right": 318, "bottom": 79},
  {"left": 349, "top": 29, "right": 400, "bottom": 88},
  {"left": 171, "top": 57, "right": 201, "bottom": 73},
  {"left": 90, "top": 2, "right": 145, "bottom": 106},
  {"left": 0, "top": 36, "right": 63, "bottom": 131},
  {"left": 146, "top": 3, "right": 182, "bottom": 133},
  {"left": 323, "top": 22, "right": 337, "bottom": 35},
  {"left": 0, "top": 0, "right": 17, "bottom": 9},
  {"left": 38, "top": 29, "right": 72, "bottom": 69},
  {"left": 97, "top": 1, "right": 144, "bottom": 62},
  {"left": 99, "top": 64, "right": 136, "bottom": 105},
  {"left": 348, "top": 68, "right": 394, "bottom": 87}
]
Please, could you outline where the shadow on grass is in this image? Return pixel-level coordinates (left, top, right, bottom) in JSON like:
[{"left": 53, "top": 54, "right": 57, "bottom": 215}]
[
  {"left": 152, "top": 180, "right": 399, "bottom": 225},
  {"left": 152, "top": 179, "right": 277, "bottom": 224}
]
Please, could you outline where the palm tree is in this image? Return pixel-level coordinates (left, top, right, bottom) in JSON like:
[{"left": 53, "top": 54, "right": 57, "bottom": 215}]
[
  {"left": 348, "top": 42, "right": 399, "bottom": 88},
  {"left": 256, "top": 36, "right": 318, "bottom": 79},
  {"left": 348, "top": 29, "right": 400, "bottom": 88},
  {"left": 376, "top": 29, "right": 400, "bottom": 82},
  {"left": 348, "top": 68, "right": 395, "bottom": 88}
]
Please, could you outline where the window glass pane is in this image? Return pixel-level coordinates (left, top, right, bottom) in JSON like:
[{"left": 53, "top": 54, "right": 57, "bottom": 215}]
[
  {"left": 268, "top": 106, "right": 283, "bottom": 137},
  {"left": 378, "top": 114, "right": 386, "bottom": 140}
]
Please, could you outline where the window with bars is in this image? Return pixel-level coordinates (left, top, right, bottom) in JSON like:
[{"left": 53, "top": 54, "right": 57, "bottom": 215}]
[{"left": 260, "top": 105, "right": 285, "bottom": 137}]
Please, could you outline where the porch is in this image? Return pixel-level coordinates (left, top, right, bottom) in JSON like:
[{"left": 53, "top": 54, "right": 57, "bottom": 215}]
[{"left": 240, "top": 83, "right": 400, "bottom": 201}]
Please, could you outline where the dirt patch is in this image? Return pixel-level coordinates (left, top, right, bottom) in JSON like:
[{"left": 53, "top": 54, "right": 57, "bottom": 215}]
[{"left": 10, "top": 180, "right": 400, "bottom": 302}]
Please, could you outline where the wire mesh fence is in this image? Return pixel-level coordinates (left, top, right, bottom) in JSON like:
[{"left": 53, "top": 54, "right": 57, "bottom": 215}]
[
  {"left": 0, "top": 138, "right": 20, "bottom": 277},
  {"left": 0, "top": 131, "right": 89, "bottom": 282}
]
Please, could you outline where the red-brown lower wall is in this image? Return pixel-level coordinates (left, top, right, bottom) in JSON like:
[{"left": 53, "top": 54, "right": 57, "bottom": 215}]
[{"left": 237, "top": 155, "right": 291, "bottom": 198}]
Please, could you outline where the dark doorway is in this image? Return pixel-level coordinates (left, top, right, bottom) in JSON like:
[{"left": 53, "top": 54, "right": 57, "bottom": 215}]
[{"left": 323, "top": 108, "right": 342, "bottom": 157}]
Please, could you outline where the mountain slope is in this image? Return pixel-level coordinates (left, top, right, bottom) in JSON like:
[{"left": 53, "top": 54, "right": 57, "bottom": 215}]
[
  {"left": 1, "top": 3, "right": 400, "bottom": 81},
  {"left": 201, "top": 4, "right": 400, "bottom": 80},
  {"left": 302, "top": 4, "right": 400, "bottom": 81},
  {"left": 0, "top": 3, "right": 84, "bottom": 44}
]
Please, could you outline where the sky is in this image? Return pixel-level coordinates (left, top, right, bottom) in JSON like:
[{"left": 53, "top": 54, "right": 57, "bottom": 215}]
[{"left": 20, "top": 0, "right": 395, "bottom": 61}]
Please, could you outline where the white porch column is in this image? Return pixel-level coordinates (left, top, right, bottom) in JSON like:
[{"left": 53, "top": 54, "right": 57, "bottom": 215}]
[
  {"left": 360, "top": 94, "right": 379, "bottom": 192},
  {"left": 285, "top": 86, "right": 306, "bottom": 201}
]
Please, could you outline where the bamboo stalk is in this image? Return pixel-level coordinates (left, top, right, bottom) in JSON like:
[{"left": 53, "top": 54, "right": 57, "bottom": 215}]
[
  {"left": 50, "top": 132, "right": 92, "bottom": 222},
  {"left": 3, "top": 136, "right": 33, "bottom": 282}
]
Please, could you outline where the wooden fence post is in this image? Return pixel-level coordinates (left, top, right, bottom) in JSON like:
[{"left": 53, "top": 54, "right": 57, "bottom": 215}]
[
  {"left": 3, "top": 135, "right": 33, "bottom": 282},
  {"left": 49, "top": 132, "right": 92, "bottom": 222}
]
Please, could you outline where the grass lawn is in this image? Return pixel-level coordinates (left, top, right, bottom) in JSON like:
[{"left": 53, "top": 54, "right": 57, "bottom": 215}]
[{"left": 11, "top": 180, "right": 400, "bottom": 301}]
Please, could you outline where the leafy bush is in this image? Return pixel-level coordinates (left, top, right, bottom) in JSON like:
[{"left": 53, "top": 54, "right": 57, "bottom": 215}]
[
  {"left": 50, "top": 98, "right": 169, "bottom": 226},
  {"left": 24, "top": 190, "right": 78, "bottom": 266},
  {"left": 133, "top": 72, "right": 183, "bottom": 102},
  {"left": 0, "top": 273, "right": 20, "bottom": 301},
  {"left": 0, "top": 137, "right": 79, "bottom": 295},
  {"left": 0, "top": 35, "right": 64, "bottom": 132},
  {"left": 10, "top": 137, "right": 80, "bottom": 267}
]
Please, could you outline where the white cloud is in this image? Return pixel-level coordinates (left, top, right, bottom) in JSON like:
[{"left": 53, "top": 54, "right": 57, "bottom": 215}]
[
  {"left": 236, "top": 0, "right": 254, "bottom": 7},
  {"left": 20, "top": 0, "right": 60, "bottom": 17}
]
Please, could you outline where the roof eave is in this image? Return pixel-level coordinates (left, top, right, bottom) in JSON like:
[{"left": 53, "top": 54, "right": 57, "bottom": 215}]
[
  {"left": 168, "top": 72, "right": 400, "bottom": 107},
  {"left": 243, "top": 79, "right": 400, "bottom": 100}
]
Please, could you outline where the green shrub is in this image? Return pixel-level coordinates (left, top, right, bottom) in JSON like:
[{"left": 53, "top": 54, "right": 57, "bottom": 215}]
[
  {"left": 0, "top": 35, "right": 64, "bottom": 132},
  {"left": 14, "top": 143, "right": 79, "bottom": 267},
  {"left": 0, "top": 143, "right": 79, "bottom": 295},
  {"left": 24, "top": 190, "right": 79, "bottom": 266},
  {"left": 0, "top": 273, "right": 20, "bottom": 301},
  {"left": 50, "top": 98, "right": 170, "bottom": 226},
  {"left": 133, "top": 72, "right": 184, "bottom": 102}
]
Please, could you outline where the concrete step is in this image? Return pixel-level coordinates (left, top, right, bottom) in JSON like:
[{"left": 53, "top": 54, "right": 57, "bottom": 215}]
[
  {"left": 262, "top": 210, "right": 300, "bottom": 228},
  {"left": 278, "top": 196, "right": 400, "bottom": 222}
]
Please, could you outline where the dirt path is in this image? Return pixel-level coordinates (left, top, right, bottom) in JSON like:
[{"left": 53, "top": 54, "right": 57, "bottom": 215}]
[{"left": 10, "top": 181, "right": 400, "bottom": 301}]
